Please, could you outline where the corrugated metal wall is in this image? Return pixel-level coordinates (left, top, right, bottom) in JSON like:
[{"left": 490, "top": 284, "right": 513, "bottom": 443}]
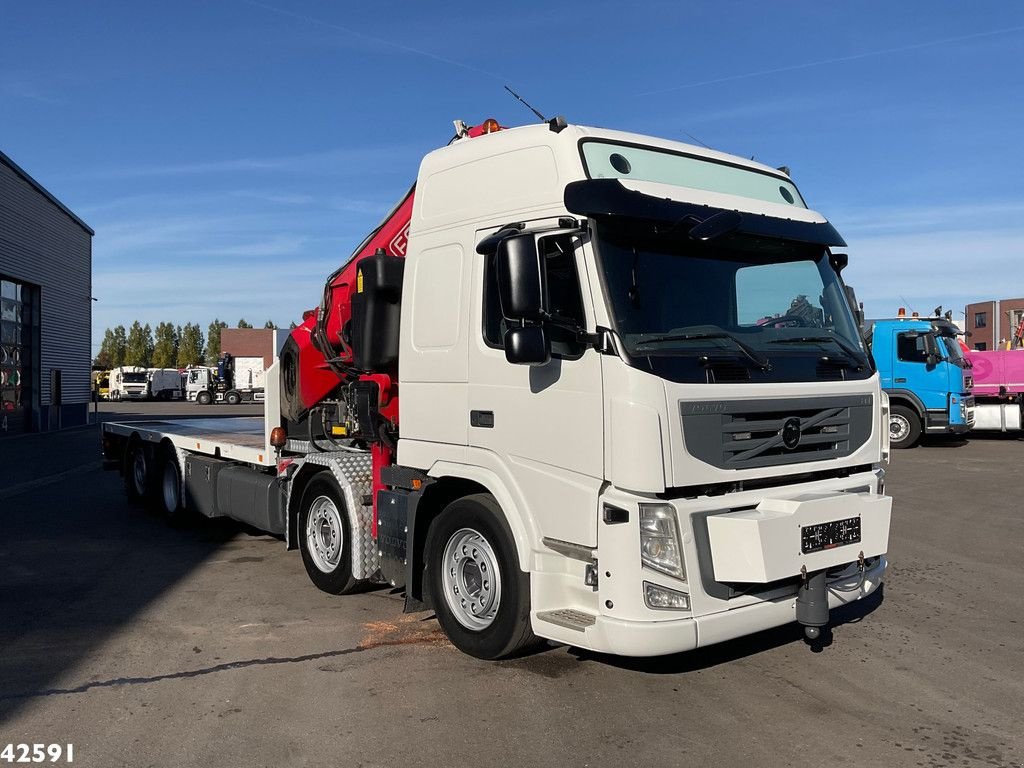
[{"left": 0, "top": 161, "right": 92, "bottom": 408}]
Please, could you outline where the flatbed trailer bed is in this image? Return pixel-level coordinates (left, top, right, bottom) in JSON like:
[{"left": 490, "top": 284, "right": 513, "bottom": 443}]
[{"left": 102, "top": 417, "right": 273, "bottom": 466}]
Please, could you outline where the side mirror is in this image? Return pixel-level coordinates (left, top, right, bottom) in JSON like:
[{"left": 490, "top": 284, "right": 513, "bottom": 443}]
[
  {"left": 496, "top": 234, "right": 546, "bottom": 321},
  {"left": 926, "top": 353, "right": 939, "bottom": 366},
  {"left": 504, "top": 326, "right": 550, "bottom": 366},
  {"left": 830, "top": 253, "right": 849, "bottom": 273}
]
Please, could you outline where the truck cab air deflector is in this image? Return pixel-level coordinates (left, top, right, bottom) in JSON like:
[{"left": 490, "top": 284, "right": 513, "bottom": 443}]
[{"left": 563, "top": 179, "right": 847, "bottom": 247}]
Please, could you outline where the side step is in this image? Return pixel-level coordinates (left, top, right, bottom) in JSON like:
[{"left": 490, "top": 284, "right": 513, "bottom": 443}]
[{"left": 536, "top": 609, "right": 597, "bottom": 632}]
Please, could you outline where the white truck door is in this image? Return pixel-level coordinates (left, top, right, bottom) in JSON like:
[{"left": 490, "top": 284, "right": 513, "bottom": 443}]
[{"left": 468, "top": 232, "right": 604, "bottom": 547}]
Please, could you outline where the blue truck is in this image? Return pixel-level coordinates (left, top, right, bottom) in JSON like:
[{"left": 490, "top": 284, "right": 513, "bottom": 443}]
[{"left": 865, "top": 315, "right": 975, "bottom": 448}]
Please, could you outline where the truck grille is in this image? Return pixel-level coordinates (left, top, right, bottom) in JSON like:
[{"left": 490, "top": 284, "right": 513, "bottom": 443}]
[{"left": 681, "top": 395, "right": 874, "bottom": 470}]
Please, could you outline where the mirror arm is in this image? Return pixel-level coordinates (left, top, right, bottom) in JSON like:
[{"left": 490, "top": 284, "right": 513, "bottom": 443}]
[{"left": 537, "top": 314, "right": 620, "bottom": 356}]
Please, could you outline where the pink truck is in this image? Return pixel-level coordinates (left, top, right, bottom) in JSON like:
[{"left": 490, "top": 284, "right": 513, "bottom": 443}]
[{"left": 966, "top": 349, "right": 1024, "bottom": 431}]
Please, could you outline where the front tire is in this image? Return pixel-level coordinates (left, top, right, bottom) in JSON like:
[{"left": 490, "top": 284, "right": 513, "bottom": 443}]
[
  {"left": 426, "top": 494, "right": 535, "bottom": 660},
  {"left": 298, "top": 474, "right": 359, "bottom": 594},
  {"left": 196, "top": 390, "right": 212, "bottom": 405},
  {"left": 890, "top": 405, "right": 922, "bottom": 449}
]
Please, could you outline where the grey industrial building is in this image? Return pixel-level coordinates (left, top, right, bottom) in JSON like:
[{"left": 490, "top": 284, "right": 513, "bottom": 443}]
[{"left": 0, "top": 149, "right": 93, "bottom": 433}]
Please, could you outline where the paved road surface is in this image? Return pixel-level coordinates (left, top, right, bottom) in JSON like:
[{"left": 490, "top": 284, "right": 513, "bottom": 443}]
[{"left": 0, "top": 416, "right": 1021, "bottom": 767}]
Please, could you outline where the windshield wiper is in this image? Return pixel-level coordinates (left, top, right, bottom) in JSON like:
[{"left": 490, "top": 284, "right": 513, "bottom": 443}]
[
  {"left": 634, "top": 330, "right": 771, "bottom": 370},
  {"left": 768, "top": 334, "right": 867, "bottom": 368}
]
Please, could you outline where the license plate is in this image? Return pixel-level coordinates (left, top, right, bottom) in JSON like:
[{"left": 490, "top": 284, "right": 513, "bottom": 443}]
[{"left": 801, "top": 517, "right": 861, "bottom": 554}]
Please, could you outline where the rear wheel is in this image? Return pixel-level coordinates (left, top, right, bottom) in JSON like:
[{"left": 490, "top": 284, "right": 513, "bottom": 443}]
[
  {"left": 123, "top": 438, "right": 150, "bottom": 503},
  {"left": 426, "top": 494, "right": 535, "bottom": 660},
  {"left": 890, "top": 405, "right": 922, "bottom": 449},
  {"left": 158, "top": 446, "right": 189, "bottom": 525},
  {"left": 298, "top": 474, "right": 359, "bottom": 594},
  {"left": 196, "top": 390, "right": 212, "bottom": 405},
  {"left": 226, "top": 391, "right": 242, "bottom": 405}
]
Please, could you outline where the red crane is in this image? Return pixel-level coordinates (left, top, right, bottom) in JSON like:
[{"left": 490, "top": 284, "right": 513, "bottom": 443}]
[{"left": 279, "top": 119, "right": 505, "bottom": 531}]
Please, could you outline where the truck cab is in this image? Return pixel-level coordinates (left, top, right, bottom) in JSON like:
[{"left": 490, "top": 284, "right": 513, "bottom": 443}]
[
  {"left": 109, "top": 366, "right": 149, "bottom": 401},
  {"left": 867, "top": 317, "right": 974, "bottom": 448},
  {"left": 382, "top": 124, "right": 891, "bottom": 657}
]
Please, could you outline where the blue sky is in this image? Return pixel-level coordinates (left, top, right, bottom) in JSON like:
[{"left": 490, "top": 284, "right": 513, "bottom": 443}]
[{"left": 2, "top": 1, "right": 1023, "bottom": 354}]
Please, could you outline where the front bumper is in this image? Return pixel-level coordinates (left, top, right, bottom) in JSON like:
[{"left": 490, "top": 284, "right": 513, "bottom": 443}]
[{"left": 575, "top": 556, "right": 886, "bottom": 657}]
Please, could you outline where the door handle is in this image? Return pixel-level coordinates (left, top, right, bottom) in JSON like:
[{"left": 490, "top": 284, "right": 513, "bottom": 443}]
[
  {"left": 470, "top": 410, "right": 495, "bottom": 428},
  {"left": 894, "top": 378, "right": 907, "bottom": 383}
]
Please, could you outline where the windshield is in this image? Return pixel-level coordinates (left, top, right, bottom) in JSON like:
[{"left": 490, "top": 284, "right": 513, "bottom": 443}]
[
  {"left": 940, "top": 335, "right": 966, "bottom": 365},
  {"left": 593, "top": 219, "right": 870, "bottom": 384},
  {"left": 123, "top": 372, "right": 147, "bottom": 383}
]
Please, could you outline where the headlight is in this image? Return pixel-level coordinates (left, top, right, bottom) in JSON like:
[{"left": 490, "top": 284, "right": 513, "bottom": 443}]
[{"left": 639, "top": 503, "right": 685, "bottom": 581}]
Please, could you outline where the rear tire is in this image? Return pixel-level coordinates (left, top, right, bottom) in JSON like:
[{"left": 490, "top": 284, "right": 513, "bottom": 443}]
[
  {"left": 196, "top": 390, "right": 212, "bottom": 405},
  {"left": 123, "top": 438, "right": 150, "bottom": 503},
  {"left": 226, "top": 391, "right": 242, "bottom": 405},
  {"left": 890, "top": 405, "right": 922, "bottom": 449},
  {"left": 158, "top": 446, "right": 190, "bottom": 525},
  {"left": 426, "top": 494, "right": 536, "bottom": 660},
  {"left": 298, "top": 474, "right": 359, "bottom": 594}
]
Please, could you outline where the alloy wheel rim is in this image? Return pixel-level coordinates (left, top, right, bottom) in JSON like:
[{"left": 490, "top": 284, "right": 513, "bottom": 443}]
[
  {"left": 441, "top": 528, "right": 502, "bottom": 631},
  {"left": 306, "top": 495, "right": 344, "bottom": 573},
  {"left": 890, "top": 414, "right": 910, "bottom": 442}
]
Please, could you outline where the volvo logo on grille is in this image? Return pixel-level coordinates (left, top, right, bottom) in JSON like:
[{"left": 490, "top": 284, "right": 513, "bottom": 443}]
[{"left": 781, "top": 417, "right": 802, "bottom": 450}]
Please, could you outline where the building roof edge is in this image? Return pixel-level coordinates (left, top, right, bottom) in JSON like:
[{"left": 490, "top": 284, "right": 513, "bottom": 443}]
[{"left": 0, "top": 149, "right": 94, "bottom": 236}]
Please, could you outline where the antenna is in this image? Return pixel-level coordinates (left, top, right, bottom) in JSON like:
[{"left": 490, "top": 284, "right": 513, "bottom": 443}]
[
  {"left": 681, "top": 130, "right": 712, "bottom": 149},
  {"left": 504, "top": 85, "right": 547, "bottom": 122}
]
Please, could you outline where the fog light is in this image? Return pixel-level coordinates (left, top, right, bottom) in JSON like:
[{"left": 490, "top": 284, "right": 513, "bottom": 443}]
[{"left": 644, "top": 581, "right": 690, "bottom": 611}]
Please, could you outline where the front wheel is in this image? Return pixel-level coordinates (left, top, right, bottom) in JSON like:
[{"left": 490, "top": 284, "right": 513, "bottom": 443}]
[
  {"left": 196, "top": 390, "right": 212, "bottom": 405},
  {"left": 298, "top": 474, "right": 359, "bottom": 594},
  {"left": 890, "top": 405, "right": 922, "bottom": 449},
  {"left": 426, "top": 494, "right": 535, "bottom": 660}
]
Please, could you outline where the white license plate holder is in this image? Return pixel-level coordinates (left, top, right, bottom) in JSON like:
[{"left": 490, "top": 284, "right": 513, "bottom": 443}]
[{"left": 705, "top": 491, "right": 891, "bottom": 583}]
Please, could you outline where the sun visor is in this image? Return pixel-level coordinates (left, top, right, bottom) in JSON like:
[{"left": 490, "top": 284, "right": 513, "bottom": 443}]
[{"left": 564, "top": 178, "right": 847, "bottom": 247}]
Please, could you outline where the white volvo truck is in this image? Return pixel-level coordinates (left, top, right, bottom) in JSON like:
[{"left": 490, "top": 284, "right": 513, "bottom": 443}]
[{"left": 102, "top": 119, "right": 892, "bottom": 659}]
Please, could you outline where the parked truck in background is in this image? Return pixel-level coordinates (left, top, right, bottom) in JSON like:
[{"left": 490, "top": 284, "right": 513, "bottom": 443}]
[
  {"left": 147, "top": 368, "right": 185, "bottom": 401},
  {"left": 91, "top": 369, "right": 110, "bottom": 400},
  {"left": 865, "top": 312, "right": 974, "bottom": 448},
  {"left": 108, "top": 366, "right": 149, "bottom": 400},
  {"left": 108, "top": 367, "right": 183, "bottom": 401},
  {"left": 186, "top": 353, "right": 265, "bottom": 405},
  {"left": 967, "top": 349, "right": 1024, "bottom": 431},
  {"left": 102, "top": 118, "right": 892, "bottom": 659}
]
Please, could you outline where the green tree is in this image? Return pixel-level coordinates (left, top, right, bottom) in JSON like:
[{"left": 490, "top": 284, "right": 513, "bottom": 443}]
[
  {"left": 263, "top": 320, "right": 276, "bottom": 329},
  {"left": 205, "top": 318, "right": 228, "bottom": 364},
  {"left": 177, "top": 323, "right": 205, "bottom": 367},
  {"left": 237, "top": 318, "right": 253, "bottom": 329},
  {"left": 110, "top": 325, "right": 128, "bottom": 367},
  {"left": 125, "top": 321, "right": 154, "bottom": 367},
  {"left": 95, "top": 328, "right": 116, "bottom": 368},
  {"left": 151, "top": 322, "right": 179, "bottom": 368}
]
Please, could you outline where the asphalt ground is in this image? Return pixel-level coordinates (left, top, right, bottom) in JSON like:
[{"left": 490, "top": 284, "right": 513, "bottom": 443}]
[{"left": 0, "top": 405, "right": 1021, "bottom": 768}]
